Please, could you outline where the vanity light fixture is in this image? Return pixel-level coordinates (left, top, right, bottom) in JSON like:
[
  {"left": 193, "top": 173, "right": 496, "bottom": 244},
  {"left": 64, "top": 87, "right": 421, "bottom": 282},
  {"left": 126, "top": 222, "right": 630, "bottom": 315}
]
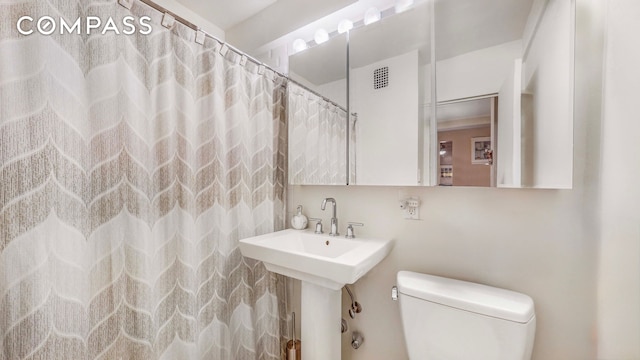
[
  {"left": 337, "top": 19, "right": 353, "bottom": 34},
  {"left": 395, "top": 0, "right": 414, "bottom": 13},
  {"left": 314, "top": 28, "right": 329, "bottom": 44},
  {"left": 292, "top": 38, "right": 308, "bottom": 53},
  {"left": 363, "top": 7, "right": 381, "bottom": 25}
]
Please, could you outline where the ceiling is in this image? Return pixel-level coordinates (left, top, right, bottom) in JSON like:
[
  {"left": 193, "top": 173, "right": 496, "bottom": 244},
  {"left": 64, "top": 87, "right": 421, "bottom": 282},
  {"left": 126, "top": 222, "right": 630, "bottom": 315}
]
[
  {"left": 437, "top": 98, "right": 492, "bottom": 124},
  {"left": 434, "top": 0, "right": 533, "bottom": 60},
  {"left": 174, "top": 0, "right": 279, "bottom": 30},
  {"left": 289, "top": 34, "right": 348, "bottom": 85}
]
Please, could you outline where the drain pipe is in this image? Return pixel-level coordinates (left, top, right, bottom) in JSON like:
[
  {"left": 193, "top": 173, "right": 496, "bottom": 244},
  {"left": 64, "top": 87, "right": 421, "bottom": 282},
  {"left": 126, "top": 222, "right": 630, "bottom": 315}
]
[
  {"left": 351, "top": 331, "right": 364, "bottom": 349},
  {"left": 344, "top": 285, "right": 362, "bottom": 318}
]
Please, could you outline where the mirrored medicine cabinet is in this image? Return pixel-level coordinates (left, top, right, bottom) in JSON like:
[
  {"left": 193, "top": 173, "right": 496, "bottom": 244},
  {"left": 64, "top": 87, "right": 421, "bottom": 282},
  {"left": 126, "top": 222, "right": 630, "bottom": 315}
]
[{"left": 287, "top": 0, "right": 575, "bottom": 189}]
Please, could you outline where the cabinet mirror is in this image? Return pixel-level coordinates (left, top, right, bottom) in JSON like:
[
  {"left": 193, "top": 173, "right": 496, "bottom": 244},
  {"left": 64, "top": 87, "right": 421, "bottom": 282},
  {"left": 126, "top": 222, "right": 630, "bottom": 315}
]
[
  {"left": 434, "top": 0, "right": 574, "bottom": 188},
  {"left": 286, "top": 0, "right": 575, "bottom": 189}
]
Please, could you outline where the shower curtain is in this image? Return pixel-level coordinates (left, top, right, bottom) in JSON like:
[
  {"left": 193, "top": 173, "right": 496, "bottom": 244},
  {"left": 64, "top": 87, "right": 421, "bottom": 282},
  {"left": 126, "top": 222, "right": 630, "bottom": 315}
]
[
  {"left": 287, "top": 83, "right": 347, "bottom": 185},
  {"left": 0, "top": 1, "right": 287, "bottom": 359}
]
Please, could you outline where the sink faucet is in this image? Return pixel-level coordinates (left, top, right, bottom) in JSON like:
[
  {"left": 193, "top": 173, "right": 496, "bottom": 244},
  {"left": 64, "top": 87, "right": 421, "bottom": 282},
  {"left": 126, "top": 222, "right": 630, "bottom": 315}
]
[{"left": 321, "top": 198, "right": 339, "bottom": 236}]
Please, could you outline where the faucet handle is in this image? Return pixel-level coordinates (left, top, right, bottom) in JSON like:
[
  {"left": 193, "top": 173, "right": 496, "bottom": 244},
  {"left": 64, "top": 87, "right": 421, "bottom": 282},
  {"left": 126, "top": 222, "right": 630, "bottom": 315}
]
[
  {"left": 309, "top": 218, "right": 323, "bottom": 234},
  {"left": 345, "top": 222, "right": 364, "bottom": 239}
]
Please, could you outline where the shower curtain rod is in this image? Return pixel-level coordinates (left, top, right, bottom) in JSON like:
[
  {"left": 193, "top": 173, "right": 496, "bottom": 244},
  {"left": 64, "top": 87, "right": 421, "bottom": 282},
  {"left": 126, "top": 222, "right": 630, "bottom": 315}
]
[{"left": 137, "top": 0, "right": 348, "bottom": 114}]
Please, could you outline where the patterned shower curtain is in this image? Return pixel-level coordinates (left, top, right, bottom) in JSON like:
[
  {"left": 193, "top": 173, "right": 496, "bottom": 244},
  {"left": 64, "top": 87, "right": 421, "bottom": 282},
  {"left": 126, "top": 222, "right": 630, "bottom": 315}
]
[
  {"left": 287, "top": 82, "right": 348, "bottom": 185},
  {"left": 0, "top": 1, "right": 287, "bottom": 359}
]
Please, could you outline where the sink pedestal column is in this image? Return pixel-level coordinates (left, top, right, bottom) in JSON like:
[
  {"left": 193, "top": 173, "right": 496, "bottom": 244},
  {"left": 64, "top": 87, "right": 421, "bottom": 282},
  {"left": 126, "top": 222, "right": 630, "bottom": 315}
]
[{"left": 301, "top": 281, "right": 342, "bottom": 360}]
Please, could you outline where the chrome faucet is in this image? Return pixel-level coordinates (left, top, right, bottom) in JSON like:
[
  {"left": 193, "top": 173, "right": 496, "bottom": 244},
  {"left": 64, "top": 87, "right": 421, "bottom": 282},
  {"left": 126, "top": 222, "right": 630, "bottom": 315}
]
[{"left": 321, "top": 198, "right": 339, "bottom": 236}]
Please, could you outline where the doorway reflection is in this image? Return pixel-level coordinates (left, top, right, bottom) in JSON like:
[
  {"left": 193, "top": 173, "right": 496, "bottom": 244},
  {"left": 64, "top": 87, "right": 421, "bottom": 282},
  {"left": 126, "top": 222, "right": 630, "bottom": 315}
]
[
  {"left": 439, "top": 141, "right": 453, "bottom": 186},
  {"left": 437, "top": 96, "right": 496, "bottom": 187}
]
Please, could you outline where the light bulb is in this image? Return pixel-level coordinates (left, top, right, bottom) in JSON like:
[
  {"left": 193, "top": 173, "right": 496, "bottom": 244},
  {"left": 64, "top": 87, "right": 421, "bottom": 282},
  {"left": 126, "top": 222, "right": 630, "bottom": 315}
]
[
  {"left": 314, "top": 28, "right": 329, "bottom": 44},
  {"left": 292, "top": 39, "right": 308, "bottom": 53},
  {"left": 363, "top": 7, "right": 381, "bottom": 25},
  {"left": 395, "top": 0, "right": 414, "bottom": 13},
  {"left": 337, "top": 19, "right": 353, "bottom": 34}
]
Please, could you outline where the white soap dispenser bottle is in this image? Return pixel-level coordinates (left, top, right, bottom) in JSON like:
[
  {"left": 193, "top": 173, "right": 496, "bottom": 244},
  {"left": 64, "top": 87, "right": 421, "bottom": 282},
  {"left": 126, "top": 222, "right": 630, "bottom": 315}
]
[{"left": 290, "top": 205, "right": 308, "bottom": 230}]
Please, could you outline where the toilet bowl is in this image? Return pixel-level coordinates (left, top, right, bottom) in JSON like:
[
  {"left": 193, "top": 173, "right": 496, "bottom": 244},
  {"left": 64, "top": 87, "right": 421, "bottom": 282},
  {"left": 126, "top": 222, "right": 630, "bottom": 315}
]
[{"left": 396, "top": 271, "right": 536, "bottom": 360}]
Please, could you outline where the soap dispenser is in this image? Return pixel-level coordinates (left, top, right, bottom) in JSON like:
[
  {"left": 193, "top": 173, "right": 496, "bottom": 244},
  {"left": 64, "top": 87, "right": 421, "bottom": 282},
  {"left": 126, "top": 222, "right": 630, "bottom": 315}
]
[{"left": 290, "top": 205, "right": 308, "bottom": 230}]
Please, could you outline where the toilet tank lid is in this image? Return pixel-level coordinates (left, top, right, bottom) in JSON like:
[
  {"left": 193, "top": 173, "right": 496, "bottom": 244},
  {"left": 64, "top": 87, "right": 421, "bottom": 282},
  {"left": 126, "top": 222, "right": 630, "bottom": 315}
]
[{"left": 397, "top": 271, "right": 535, "bottom": 323}]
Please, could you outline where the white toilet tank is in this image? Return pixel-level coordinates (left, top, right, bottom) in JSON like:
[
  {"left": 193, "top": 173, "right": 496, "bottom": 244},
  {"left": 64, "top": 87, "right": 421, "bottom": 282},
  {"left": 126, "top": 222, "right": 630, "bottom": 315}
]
[{"left": 397, "top": 271, "right": 536, "bottom": 360}]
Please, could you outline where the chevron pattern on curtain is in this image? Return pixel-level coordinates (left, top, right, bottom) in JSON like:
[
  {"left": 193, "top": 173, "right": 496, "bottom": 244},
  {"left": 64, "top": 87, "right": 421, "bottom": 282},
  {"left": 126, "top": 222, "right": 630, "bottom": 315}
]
[{"left": 0, "top": 1, "right": 288, "bottom": 359}]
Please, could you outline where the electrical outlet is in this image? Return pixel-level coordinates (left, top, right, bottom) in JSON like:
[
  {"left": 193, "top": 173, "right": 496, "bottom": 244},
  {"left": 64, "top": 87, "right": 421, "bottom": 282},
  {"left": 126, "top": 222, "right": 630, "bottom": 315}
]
[
  {"left": 401, "top": 197, "right": 420, "bottom": 220},
  {"left": 404, "top": 205, "right": 420, "bottom": 220},
  {"left": 407, "top": 198, "right": 420, "bottom": 208}
]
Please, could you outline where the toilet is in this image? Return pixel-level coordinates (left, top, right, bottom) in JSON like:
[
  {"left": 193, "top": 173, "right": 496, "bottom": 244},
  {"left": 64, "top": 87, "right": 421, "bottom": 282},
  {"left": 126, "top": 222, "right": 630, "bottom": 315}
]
[{"left": 396, "top": 271, "right": 536, "bottom": 360}]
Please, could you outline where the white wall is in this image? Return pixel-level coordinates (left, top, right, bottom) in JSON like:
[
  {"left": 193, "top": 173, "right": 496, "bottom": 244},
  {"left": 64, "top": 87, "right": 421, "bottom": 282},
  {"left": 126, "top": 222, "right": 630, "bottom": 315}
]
[
  {"left": 597, "top": 0, "right": 640, "bottom": 357},
  {"left": 287, "top": 0, "right": 606, "bottom": 358},
  {"left": 288, "top": 71, "right": 347, "bottom": 108},
  {"left": 497, "top": 59, "right": 523, "bottom": 187},
  {"left": 351, "top": 50, "right": 420, "bottom": 185},
  {"left": 521, "top": 0, "right": 574, "bottom": 189},
  {"left": 436, "top": 40, "right": 523, "bottom": 102},
  {"left": 288, "top": 184, "right": 596, "bottom": 360},
  {"left": 318, "top": 78, "right": 348, "bottom": 109}
]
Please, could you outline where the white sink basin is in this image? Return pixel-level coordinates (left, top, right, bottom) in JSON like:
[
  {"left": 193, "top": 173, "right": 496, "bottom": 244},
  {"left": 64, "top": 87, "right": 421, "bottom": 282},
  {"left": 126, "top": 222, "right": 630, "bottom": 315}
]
[{"left": 239, "top": 229, "right": 394, "bottom": 290}]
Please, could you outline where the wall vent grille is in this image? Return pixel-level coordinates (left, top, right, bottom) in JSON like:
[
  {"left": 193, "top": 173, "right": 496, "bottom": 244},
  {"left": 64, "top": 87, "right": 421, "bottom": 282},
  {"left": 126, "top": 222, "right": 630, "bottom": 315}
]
[{"left": 373, "top": 67, "right": 389, "bottom": 89}]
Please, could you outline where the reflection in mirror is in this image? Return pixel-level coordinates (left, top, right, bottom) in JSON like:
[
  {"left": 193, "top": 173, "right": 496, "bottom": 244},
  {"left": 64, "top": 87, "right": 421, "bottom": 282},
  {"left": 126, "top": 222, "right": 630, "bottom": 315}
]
[
  {"left": 349, "top": 1, "right": 432, "bottom": 186},
  {"left": 437, "top": 97, "right": 497, "bottom": 187},
  {"left": 287, "top": 34, "right": 348, "bottom": 185},
  {"left": 434, "top": 0, "right": 574, "bottom": 188},
  {"left": 439, "top": 141, "right": 454, "bottom": 186},
  {"left": 289, "top": 34, "right": 347, "bottom": 108},
  {"left": 519, "top": 0, "right": 574, "bottom": 188},
  {"left": 287, "top": 83, "right": 347, "bottom": 185}
]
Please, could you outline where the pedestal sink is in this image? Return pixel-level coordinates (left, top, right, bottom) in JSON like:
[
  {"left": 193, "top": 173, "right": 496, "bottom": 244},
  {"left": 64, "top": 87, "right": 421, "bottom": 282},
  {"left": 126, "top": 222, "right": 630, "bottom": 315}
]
[{"left": 239, "top": 229, "right": 394, "bottom": 360}]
